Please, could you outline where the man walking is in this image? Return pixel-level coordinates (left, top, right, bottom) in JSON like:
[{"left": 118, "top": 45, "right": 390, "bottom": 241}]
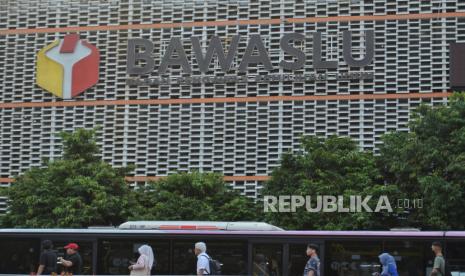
[
  {"left": 194, "top": 242, "right": 210, "bottom": 275},
  {"left": 37, "top": 240, "right": 57, "bottom": 275},
  {"left": 58, "top": 243, "right": 82, "bottom": 275},
  {"left": 303, "top": 243, "right": 320, "bottom": 276},
  {"left": 430, "top": 241, "right": 445, "bottom": 276}
]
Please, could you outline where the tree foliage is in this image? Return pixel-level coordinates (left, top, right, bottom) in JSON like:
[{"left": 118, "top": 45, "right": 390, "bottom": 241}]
[
  {"left": 1, "top": 128, "right": 133, "bottom": 228},
  {"left": 262, "top": 136, "right": 405, "bottom": 230},
  {"left": 0, "top": 129, "right": 259, "bottom": 228},
  {"left": 378, "top": 93, "right": 465, "bottom": 229},
  {"left": 129, "top": 172, "right": 259, "bottom": 221},
  {"left": 264, "top": 93, "right": 465, "bottom": 230}
]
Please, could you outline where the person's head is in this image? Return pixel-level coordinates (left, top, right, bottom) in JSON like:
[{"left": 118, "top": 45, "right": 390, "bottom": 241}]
[
  {"left": 306, "top": 243, "right": 319, "bottom": 257},
  {"left": 432, "top": 241, "right": 442, "bottom": 254},
  {"left": 42, "top": 240, "right": 53, "bottom": 250},
  {"left": 138, "top": 245, "right": 155, "bottom": 269},
  {"left": 64, "top": 243, "right": 79, "bottom": 255},
  {"left": 138, "top": 244, "right": 153, "bottom": 257},
  {"left": 194, "top": 242, "right": 207, "bottom": 256}
]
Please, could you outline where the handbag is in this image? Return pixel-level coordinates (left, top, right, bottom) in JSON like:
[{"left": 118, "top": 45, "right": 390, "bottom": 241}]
[{"left": 130, "top": 266, "right": 150, "bottom": 276}]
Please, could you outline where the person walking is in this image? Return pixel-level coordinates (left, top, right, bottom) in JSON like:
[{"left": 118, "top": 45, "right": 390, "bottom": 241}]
[
  {"left": 128, "top": 244, "right": 154, "bottom": 276},
  {"left": 58, "top": 243, "right": 82, "bottom": 275},
  {"left": 303, "top": 244, "right": 320, "bottom": 276},
  {"left": 37, "top": 240, "right": 57, "bottom": 275},
  {"left": 376, "top": 253, "right": 399, "bottom": 276},
  {"left": 194, "top": 242, "right": 210, "bottom": 275},
  {"left": 430, "top": 241, "right": 445, "bottom": 276}
]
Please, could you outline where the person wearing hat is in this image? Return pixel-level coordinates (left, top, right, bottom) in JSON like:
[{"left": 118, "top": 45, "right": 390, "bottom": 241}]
[{"left": 58, "top": 243, "right": 82, "bottom": 275}]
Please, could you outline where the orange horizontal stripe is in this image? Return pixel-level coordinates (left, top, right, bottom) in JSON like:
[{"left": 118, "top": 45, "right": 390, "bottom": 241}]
[
  {"left": 127, "top": 175, "right": 270, "bottom": 182},
  {"left": 1, "top": 12, "right": 465, "bottom": 35},
  {"left": 286, "top": 11, "right": 465, "bottom": 24},
  {"left": 0, "top": 92, "right": 452, "bottom": 109},
  {"left": 0, "top": 176, "right": 270, "bottom": 183},
  {"left": 0, "top": 19, "right": 281, "bottom": 35}
]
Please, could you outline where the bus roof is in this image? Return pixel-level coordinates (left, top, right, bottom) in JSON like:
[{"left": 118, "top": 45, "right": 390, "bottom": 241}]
[
  {"left": 0, "top": 228, "right": 448, "bottom": 238},
  {"left": 118, "top": 221, "right": 284, "bottom": 231},
  {"left": 0, "top": 222, "right": 459, "bottom": 238}
]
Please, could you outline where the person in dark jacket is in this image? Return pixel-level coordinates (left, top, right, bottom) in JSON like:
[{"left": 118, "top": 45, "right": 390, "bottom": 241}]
[{"left": 37, "top": 240, "right": 57, "bottom": 275}]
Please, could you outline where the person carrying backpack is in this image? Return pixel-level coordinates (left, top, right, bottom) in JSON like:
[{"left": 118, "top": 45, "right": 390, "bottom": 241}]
[{"left": 194, "top": 242, "right": 222, "bottom": 275}]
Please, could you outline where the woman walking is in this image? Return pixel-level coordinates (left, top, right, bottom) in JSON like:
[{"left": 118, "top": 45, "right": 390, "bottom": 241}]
[{"left": 129, "top": 245, "right": 155, "bottom": 275}]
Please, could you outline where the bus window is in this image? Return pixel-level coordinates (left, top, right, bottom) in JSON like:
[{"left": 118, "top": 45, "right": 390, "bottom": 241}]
[
  {"left": 252, "top": 244, "right": 283, "bottom": 276},
  {"left": 446, "top": 241, "right": 465, "bottom": 273},
  {"left": 325, "top": 240, "right": 382, "bottom": 276},
  {"left": 173, "top": 240, "right": 248, "bottom": 275},
  {"left": 382, "top": 240, "right": 433, "bottom": 276},
  {"left": 207, "top": 241, "right": 248, "bottom": 275},
  {"left": 289, "top": 244, "right": 315, "bottom": 276},
  {"left": 0, "top": 238, "right": 40, "bottom": 274},
  {"left": 98, "top": 239, "right": 170, "bottom": 275},
  {"left": 53, "top": 241, "right": 94, "bottom": 275},
  {"left": 172, "top": 241, "right": 197, "bottom": 275}
]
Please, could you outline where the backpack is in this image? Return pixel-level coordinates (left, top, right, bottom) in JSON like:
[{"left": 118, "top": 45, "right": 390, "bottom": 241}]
[{"left": 202, "top": 254, "right": 222, "bottom": 275}]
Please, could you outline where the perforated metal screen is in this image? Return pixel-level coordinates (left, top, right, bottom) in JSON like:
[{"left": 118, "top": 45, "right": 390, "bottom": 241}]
[{"left": 0, "top": 1, "right": 464, "bottom": 202}]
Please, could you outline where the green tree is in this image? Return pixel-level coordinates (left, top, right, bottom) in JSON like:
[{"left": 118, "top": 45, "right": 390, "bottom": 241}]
[
  {"left": 1, "top": 128, "right": 133, "bottom": 228},
  {"left": 378, "top": 93, "right": 465, "bottom": 230},
  {"left": 129, "top": 171, "right": 260, "bottom": 221},
  {"left": 262, "top": 136, "right": 405, "bottom": 230}
]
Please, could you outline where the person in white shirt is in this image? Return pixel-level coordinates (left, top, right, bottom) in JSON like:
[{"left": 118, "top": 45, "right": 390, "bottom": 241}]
[{"left": 194, "top": 242, "right": 210, "bottom": 275}]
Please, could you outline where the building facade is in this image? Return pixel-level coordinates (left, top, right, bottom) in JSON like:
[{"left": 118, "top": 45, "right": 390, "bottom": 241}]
[{"left": 0, "top": 0, "right": 464, "bottom": 206}]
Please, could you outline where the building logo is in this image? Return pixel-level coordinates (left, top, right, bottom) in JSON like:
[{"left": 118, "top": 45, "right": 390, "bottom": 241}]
[
  {"left": 126, "top": 31, "right": 375, "bottom": 86},
  {"left": 36, "top": 34, "right": 100, "bottom": 99}
]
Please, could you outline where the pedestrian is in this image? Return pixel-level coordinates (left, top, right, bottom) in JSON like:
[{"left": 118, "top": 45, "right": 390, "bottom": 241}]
[
  {"left": 303, "top": 243, "right": 320, "bottom": 276},
  {"left": 374, "top": 253, "right": 399, "bottom": 276},
  {"left": 430, "top": 241, "right": 445, "bottom": 276},
  {"left": 58, "top": 243, "right": 82, "bottom": 275},
  {"left": 194, "top": 242, "right": 210, "bottom": 275},
  {"left": 37, "top": 240, "right": 57, "bottom": 275},
  {"left": 128, "top": 244, "right": 155, "bottom": 276}
]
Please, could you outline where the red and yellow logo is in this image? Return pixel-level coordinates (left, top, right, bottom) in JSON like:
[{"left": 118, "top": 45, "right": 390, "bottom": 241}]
[{"left": 36, "top": 34, "right": 100, "bottom": 99}]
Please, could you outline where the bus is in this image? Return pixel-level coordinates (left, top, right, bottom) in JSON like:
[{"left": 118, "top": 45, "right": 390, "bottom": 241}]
[{"left": 0, "top": 221, "right": 464, "bottom": 275}]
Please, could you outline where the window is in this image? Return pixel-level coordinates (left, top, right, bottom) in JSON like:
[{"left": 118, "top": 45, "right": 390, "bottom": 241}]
[
  {"left": 382, "top": 240, "right": 434, "bottom": 276},
  {"left": 325, "top": 240, "right": 382, "bottom": 275},
  {"left": 252, "top": 243, "right": 283, "bottom": 276},
  {"left": 289, "top": 244, "right": 312, "bottom": 276},
  {"left": 0, "top": 238, "right": 39, "bottom": 274},
  {"left": 173, "top": 240, "right": 247, "bottom": 275},
  {"left": 446, "top": 241, "right": 465, "bottom": 273},
  {"left": 53, "top": 241, "right": 94, "bottom": 275},
  {"left": 98, "top": 239, "right": 169, "bottom": 275}
]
